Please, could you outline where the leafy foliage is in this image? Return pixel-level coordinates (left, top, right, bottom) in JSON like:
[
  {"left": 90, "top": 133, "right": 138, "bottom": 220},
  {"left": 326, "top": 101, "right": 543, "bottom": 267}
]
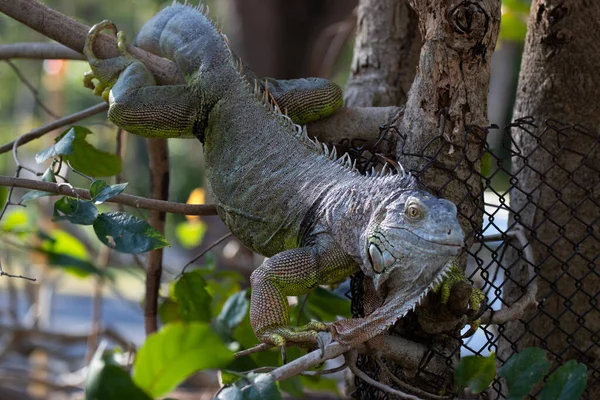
[
  {"left": 132, "top": 322, "right": 234, "bottom": 398},
  {"left": 499, "top": 347, "right": 550, "bottom": 400},
  {"left": 53, "top": 196, "right": 98, "bottom": 225},
  {"left": 174, "top": 270, "right": 212, "bottom": 323},
  {"left": 86, "top": 349, "right": 151, "bottom": 400},
  {"left": 89, "top": 180, "right": 128, "bottom": 204},
  {"left": 93, "top": 212, "right": 169, "bottom": 253},
  {"left": 455, "top": 352, "right": 497, "bottom": 394},
  {"left": 458, "top": 348, "right": 587, "bottom": 399}
]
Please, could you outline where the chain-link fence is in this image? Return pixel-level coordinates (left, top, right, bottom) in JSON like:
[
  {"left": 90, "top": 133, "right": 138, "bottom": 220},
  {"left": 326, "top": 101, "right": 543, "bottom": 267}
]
[{"left": 344, "top": 117, "right": 600, "bottom": 399}]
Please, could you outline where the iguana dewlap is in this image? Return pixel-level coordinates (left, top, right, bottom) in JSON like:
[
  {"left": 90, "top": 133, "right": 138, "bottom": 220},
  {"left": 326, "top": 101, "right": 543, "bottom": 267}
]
[{"left": 83, "top": 3, "right": 464, "bottom": 348}]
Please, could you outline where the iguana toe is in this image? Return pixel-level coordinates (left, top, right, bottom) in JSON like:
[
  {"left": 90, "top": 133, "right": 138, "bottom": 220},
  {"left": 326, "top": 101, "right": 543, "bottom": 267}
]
[
  {"left": 257, "top": 321, "right": 329, "bottom": 354},
  {"left": 82, "top": 20, "right": 135, "bottom": 102}
]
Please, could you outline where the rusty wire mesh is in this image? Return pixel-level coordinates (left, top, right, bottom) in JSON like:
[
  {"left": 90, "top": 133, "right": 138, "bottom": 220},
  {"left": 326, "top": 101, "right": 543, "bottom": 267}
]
[{"left": 343, "top": 117, "right": 600, "bottom": 399}]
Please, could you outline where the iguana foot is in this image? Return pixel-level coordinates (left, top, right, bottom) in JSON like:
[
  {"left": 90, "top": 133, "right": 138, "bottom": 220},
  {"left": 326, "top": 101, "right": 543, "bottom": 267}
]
[
  {"left": 257, "top": 321, "right": 329, "bottom": 363},
  {"left": 83, "top": 20, "right": 135, "bottom": 102}
]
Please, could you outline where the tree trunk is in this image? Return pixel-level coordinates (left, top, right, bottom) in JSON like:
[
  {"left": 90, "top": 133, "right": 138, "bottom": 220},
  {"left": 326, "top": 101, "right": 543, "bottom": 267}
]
[
  {"left": 500, "top": 1, "right": 600, "bottom": 397},
  {"left": 347, "top": 0, "right": 501, "bottom": 397},
  {"left": 344, "top": 0, "right": 420, "bottom": 108}
]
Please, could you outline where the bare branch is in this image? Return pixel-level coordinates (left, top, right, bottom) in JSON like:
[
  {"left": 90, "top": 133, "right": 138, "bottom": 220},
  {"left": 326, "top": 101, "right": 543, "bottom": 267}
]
[
  {"left": 0, "top": 43, "right": 85, "bottom": 60},
  {"left": 0, "top": 175, "right": 218, "bottom": 216},
  {"left": 0, "top": 260, "right": 36, "bottom": 282},
  {"left": 4, "top": 60, "right": 60, "bottom": 118},
  {"left": 179, "top": 233, "right": 233, "bottom": 277},
  {"left": 0, "top": 103, "right": 108, "bottom": 155}
]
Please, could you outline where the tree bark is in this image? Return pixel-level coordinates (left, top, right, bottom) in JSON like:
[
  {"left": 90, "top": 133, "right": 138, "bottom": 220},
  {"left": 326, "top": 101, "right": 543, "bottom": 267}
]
[
  {"left": 344, "top": 0, "right": 420, "bottom": 108},
  {"left": 500, "top": 1, "right": 600, "bottom": 397},
  {"left": 348, "top": 1, "right": 500, "bottom": 398}
]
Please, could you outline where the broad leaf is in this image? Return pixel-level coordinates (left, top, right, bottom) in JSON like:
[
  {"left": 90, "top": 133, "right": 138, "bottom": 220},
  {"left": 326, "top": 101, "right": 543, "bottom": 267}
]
[
  {"left": 93, "top": 211, "right": 169, "bottom": 253},
  {"left": 35, "top": 127, "right": 76, "bottom": 163},
  {"left": 40, "top": 230, "right": 108, "bottom": 278},
  {"left": 539, "top": 360, "right": 587, "bottom": 400},
  {"left": 175, "top": 220, "right": 207, "bottom": 249},
  {"left": 214, "top": 290, "right": 249, "bottom": 340},
  {"left": 132, "top": 322, "right": 233, "bottom": 398},
  {"left": 174, "top": 270, "right": 212, "bottom": 323},
  {"left": 1, "top": 209, "right": 30, "bottom": 232},
  {"left": 242, "top": 374, "right": 283, "bottom": 400},
  {"left": 21, "top": 190, "right": 53, "bottom": 203},
  {"left": 86, "top": 347, "right": 151, "bottom": 400},
  {"left": 499, "top": 347, "right": 549, "bottom": 400},
  {"left": 455, "top": 353, "right": 496, "bottom": 394},
  {"left": 63, "top": 126, "right": 122, "bottom": 176},
  {"left": 90, "top": 180, "right": 128, "bottom": 204},
  {"left": 53, "top": 197, "right": 98, "bottom": 225}
]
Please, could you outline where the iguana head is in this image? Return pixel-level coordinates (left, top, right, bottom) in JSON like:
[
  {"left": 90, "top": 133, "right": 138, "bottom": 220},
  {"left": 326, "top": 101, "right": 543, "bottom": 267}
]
[{"left": 361, "top": 189, "right": 464, "bottom": 296}]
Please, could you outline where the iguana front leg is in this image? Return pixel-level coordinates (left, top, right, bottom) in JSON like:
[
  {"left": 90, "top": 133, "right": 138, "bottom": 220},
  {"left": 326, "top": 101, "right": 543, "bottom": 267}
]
[
  {"left": 83, "top": 21, "right": 206, "bottom": 139},
  {"left": 250, "top": 242, "right": 358, "bottom": 350}
]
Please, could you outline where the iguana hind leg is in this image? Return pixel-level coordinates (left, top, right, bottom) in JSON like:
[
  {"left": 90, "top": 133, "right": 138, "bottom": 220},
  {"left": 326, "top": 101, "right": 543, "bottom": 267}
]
[
  {"left": 250, "top": 242, "right": 357, "bottom": 348},
  {"left": 83, "top": 21, "right": 205, "bottom": 139}
]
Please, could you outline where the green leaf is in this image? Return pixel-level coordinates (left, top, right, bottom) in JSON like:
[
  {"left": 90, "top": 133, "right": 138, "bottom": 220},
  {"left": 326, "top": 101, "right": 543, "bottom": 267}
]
[
  {"left": 455, "top": 352, "right": 496, "bottom": 394},
  {"left": 132, "top": 322, "right": 234, "bottom": 398},
  {"left": 90, "top": 180, "right": 128, "bottom": 204},
  {"left": 174, "top": 270, "right": 212, "bottom": 323},
  {"left": 220, "top": 370, "right": 244, "bottom": 386},
  {"left": 539, "top": 360, "right": 587, "bottom": 400},
  {"left": 279, "top": 376, "right": 304, "bottom": 398},
  {"left": 21, "top": 190, "right": 53, "bottom": 203},
  {"left": 242, "top": 374, "right": 283, "bottom": 400},
  {"left": 158, "top": 298, "right": 181, "bottom": 325},
  {"left": 41, "top": 165, "right": 57, "bottom": 183},
  {"left": 499, "top": 347, "right": 550, "bottom": 400},
  {"left": 39, "top": 230, "right": 109, "bottom": 278},
  {"left": 214, "top": 290, "right": 249, "bottom": 340},
  {"left": 216, "top": 385, "right": 244, "bottom": 400},
  {"left": 86, "top": 347, "right": 151, "bottom": 400},
  {"left": 53, "top": 197, "right": 98, "bottom": 225},
  {"left": 175, "top": 220, "right": 207, "bottom": 249},
  {"left": 93, "top": 211, "right": 169, "bottom": 253},
  {"left": 35, "top": 127, "right": 76, "bottom": 163},
  {"left": 63, "top": 126, "right": 122, "bottom": 177},
  {"left": 305, "top": 287, "right": 351, "bottom": 321},
  {"left": 1, "top": 209, "right": 30, "bottom": 232}
]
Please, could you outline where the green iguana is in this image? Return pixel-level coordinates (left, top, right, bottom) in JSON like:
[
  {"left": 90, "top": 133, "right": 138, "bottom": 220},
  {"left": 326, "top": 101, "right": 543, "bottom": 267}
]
[{"left": 83, "top": 3, "right": 468, "bottom": 350}]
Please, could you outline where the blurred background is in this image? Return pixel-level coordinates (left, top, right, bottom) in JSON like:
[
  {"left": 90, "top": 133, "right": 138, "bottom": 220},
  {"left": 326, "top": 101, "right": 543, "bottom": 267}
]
[{"left": 0, "top": 0, "right": 528, "bottom": 398}]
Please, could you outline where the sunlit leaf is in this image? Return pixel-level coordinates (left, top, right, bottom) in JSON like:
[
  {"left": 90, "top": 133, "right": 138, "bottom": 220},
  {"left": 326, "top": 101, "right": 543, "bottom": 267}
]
[
  {"left": 1, "top": 209, "right": 30, "bottom": 232},
  {"left": 53, "top": 196, "right": 98, "bottom": 225},
  {"left": 132, "top": 322, "right": 234, "bottom": 398},
  {"left": 175, "top": 220, "right": 207, "bottom": 249},
  {"left": 174, "top": 270, "right": 212, "bottom": 323},
  {"left": 455, "top": 353, "right": 496, "bottom": 394},
  {"left": 90, "top": 180, "right": 128, "bottom": 204},
  {"left": 499, "top": 347, "right": 549, "bottom": 400},
  {"left": 539, "top": 360, "right": 587, "bottom": 400},
  {"left": 93, "top": 212, "right": 169, "bottom": 253}
]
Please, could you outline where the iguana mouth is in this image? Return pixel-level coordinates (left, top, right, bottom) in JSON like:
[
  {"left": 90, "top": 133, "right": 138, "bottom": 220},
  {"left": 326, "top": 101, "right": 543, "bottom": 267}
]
[{"left": 380, "top": 225, "right": 464, "bottom": 256}]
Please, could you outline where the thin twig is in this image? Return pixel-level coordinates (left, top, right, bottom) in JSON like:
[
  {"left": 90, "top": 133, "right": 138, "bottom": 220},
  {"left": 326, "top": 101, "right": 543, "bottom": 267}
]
[
  {"left": 179, "top": 233, "right": 233, "bottom": 277},
  {"left": 4, "top": 60, "right": 60, "bottom": 119},
  {"left": 345, "top": 351, "right": 424, "bottom": 400},
  {"left": 0, "top": 175, "right": 218, "bottom": 216},
  {"left": 0, "top": 103, "right": 108, "bottom": 154},
  {"left": 235, "top": 343, "right": 273, "bottom": 358}
]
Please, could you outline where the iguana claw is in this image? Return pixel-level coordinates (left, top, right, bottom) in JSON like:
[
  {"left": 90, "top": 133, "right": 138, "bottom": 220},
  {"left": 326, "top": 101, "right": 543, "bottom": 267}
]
[
  {"left": 82, "top": 20, "right": 135, "bottom": 102},
  {"left": 258, "top": 321, "right": 329, "bottom": 363}
]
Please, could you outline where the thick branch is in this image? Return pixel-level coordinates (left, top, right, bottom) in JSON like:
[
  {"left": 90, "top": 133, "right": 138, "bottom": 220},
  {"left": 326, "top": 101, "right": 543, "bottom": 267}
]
[
  {"left": 0, "top": 175, "right": 217, "bottom": 216},
  {"left": 0, "top": 43, "right": 84, "bottom": 60}
]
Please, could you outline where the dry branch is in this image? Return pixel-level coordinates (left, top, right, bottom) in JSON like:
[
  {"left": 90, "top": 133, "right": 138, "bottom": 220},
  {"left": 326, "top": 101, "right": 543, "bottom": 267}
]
[{"left": 0, "top": 175, "right": 217, "bottom": 216}]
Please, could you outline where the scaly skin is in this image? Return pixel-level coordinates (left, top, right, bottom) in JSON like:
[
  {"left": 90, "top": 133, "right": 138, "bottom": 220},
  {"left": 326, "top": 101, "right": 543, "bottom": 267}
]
[{"left": 83, "top": 3, "right": 480, "bottom": 349}]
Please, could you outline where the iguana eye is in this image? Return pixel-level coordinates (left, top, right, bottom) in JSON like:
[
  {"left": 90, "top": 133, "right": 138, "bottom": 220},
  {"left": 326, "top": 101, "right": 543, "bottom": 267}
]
[{"left": 406, "top": 200, "right": 424, "bottom": 220}]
